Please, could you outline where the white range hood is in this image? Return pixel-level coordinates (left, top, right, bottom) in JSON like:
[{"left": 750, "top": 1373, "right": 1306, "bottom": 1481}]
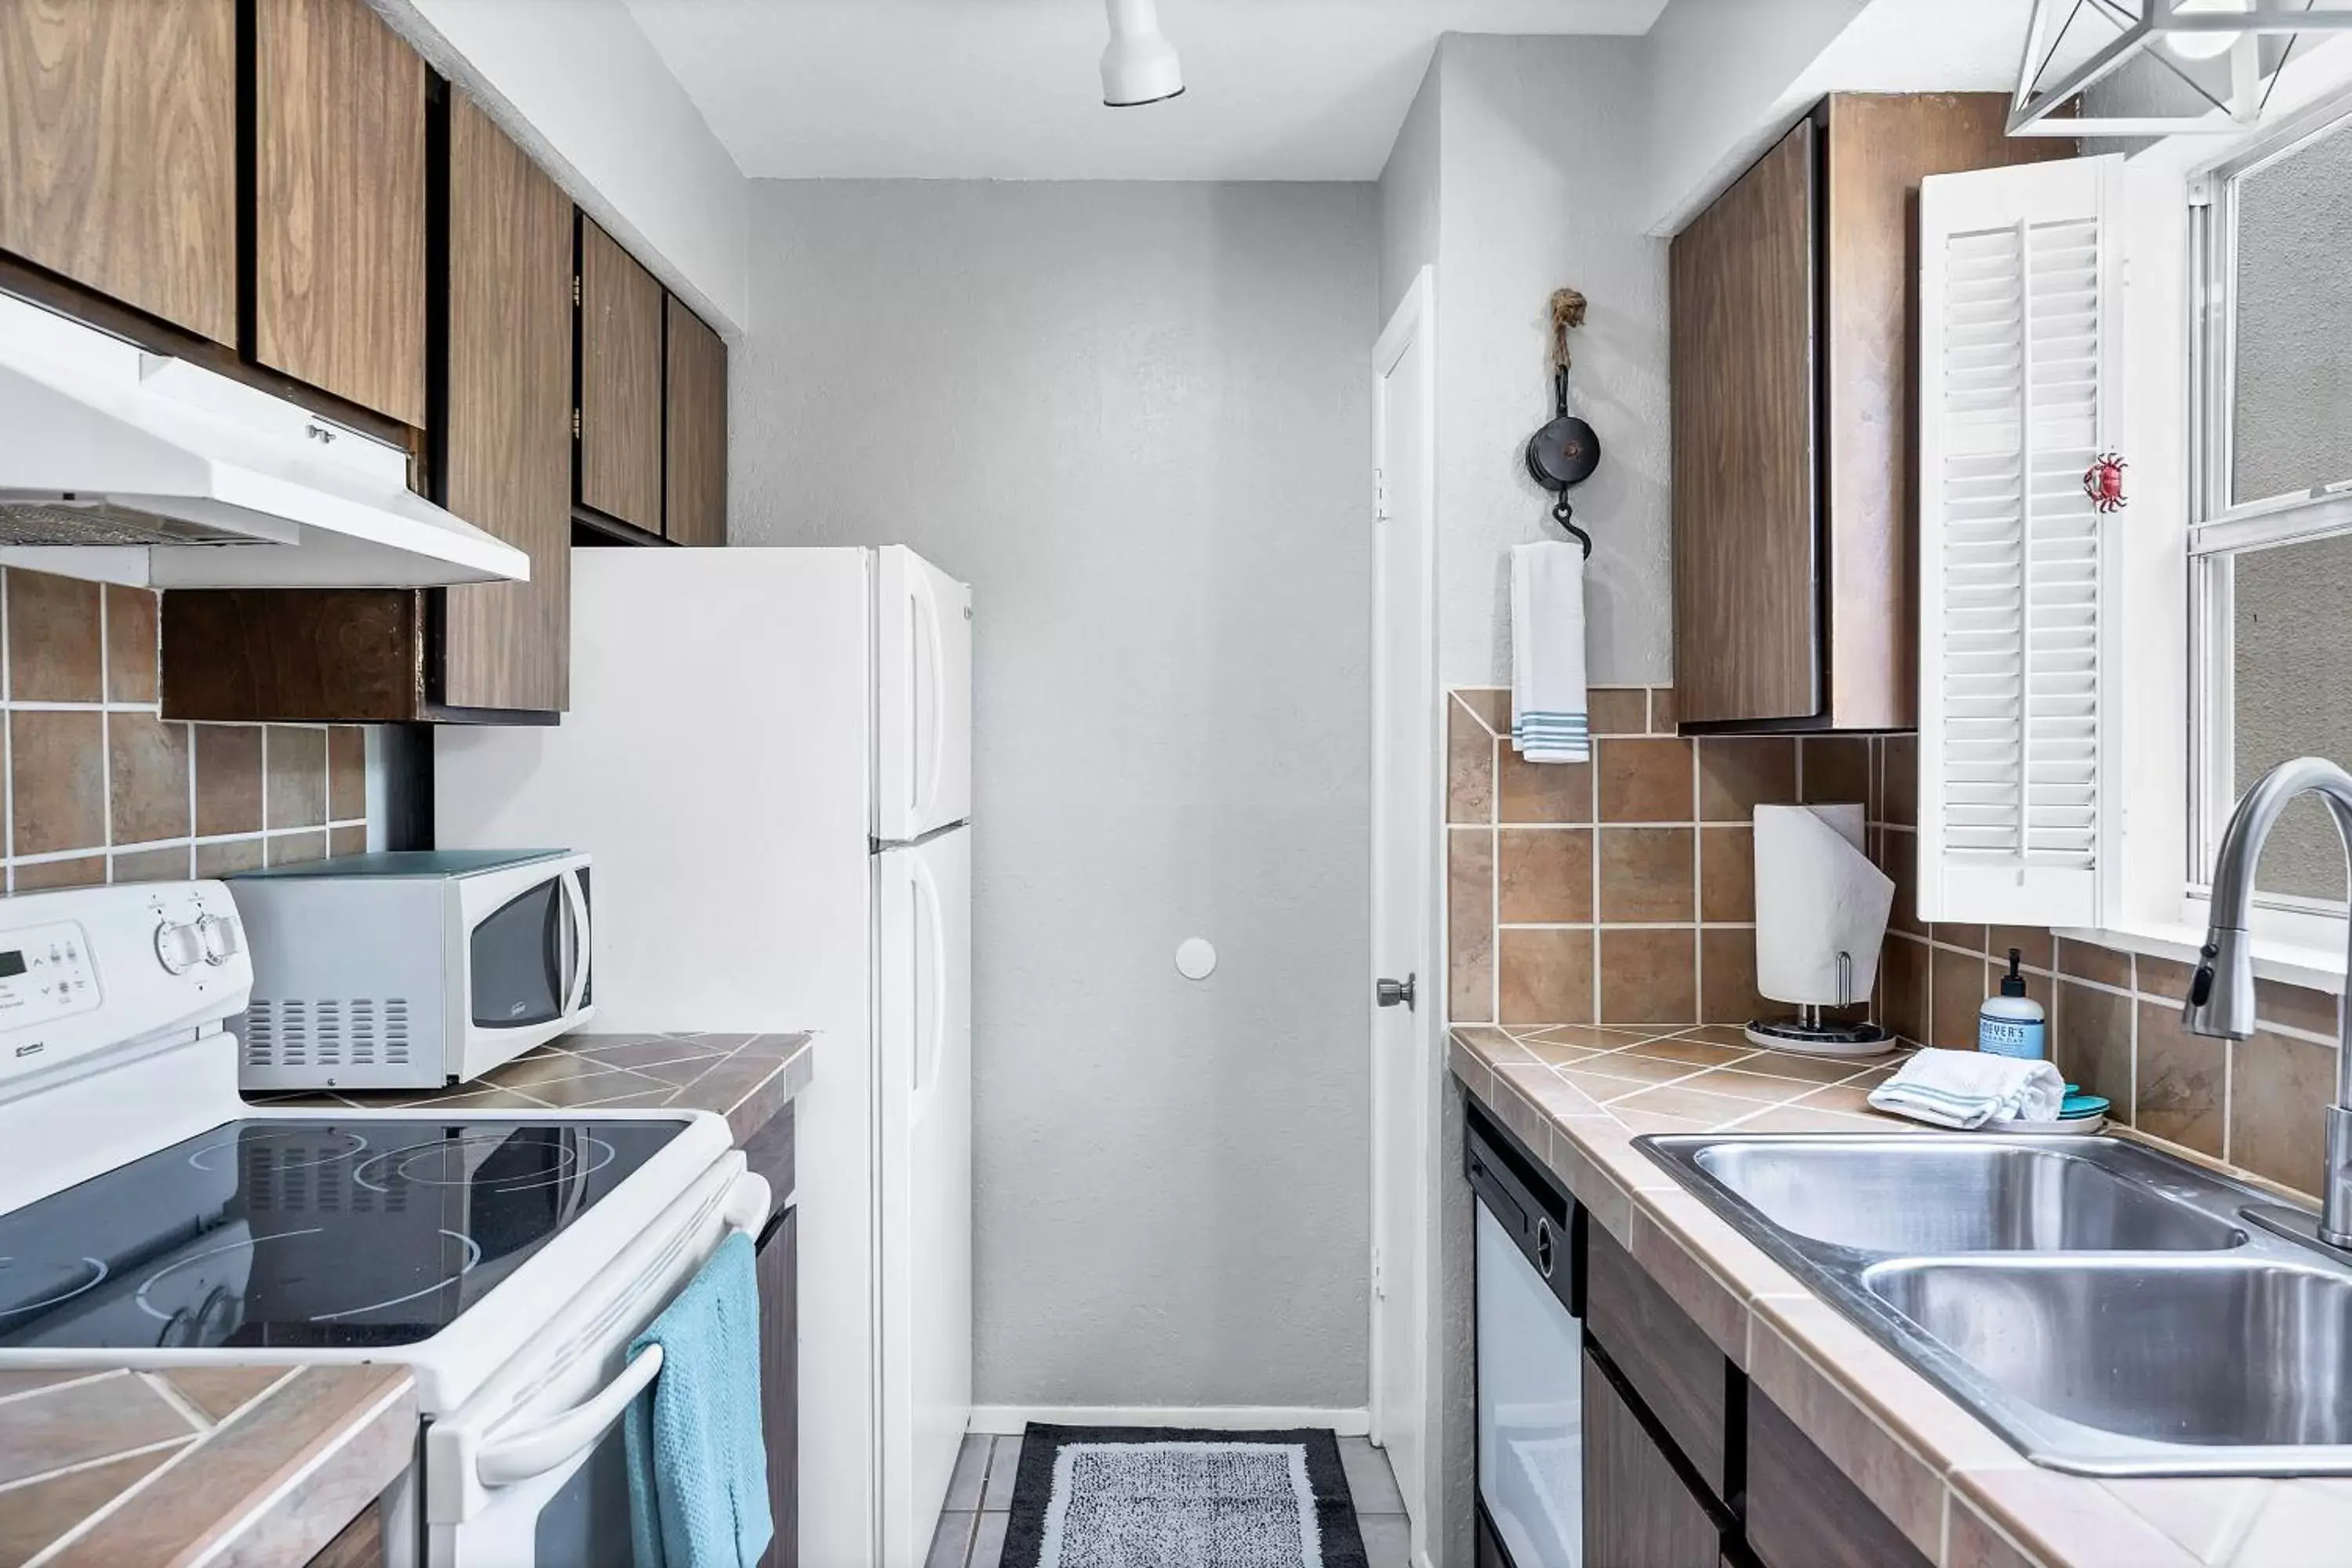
[{"left": 0, "top": 293, "right": 528, "bottom": 590}]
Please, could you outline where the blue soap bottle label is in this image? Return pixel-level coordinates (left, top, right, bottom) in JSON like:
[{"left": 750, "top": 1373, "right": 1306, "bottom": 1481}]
[{"left": 1978, "top": 1014, "right": 2046, "bottom": 1059}]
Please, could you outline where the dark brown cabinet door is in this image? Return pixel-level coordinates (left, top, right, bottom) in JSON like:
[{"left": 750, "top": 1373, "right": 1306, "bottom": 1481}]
[
  {"left": 577, "top": 216, "right": 664, "bottom": 533},
  {"left": 1669, "top": 117, "right": 1817, "bottom": 727},
  {"left": 0, "top": 0, "right": 237, "bottom": 343},
  {"left": 1584, "top": 1351, "right": 1721, "bottom": 1568},
  {"left": 254, "top": 0, "right": 427, "bottom": 427},
  {"left": 441, "top": 93, "right": 573, "bottom": 713},
  {"left": 756, "top": 1208, "right": 798, "bottom": 1568},
  {"left": 664, "top": 295, "right": 728, "bottom": 546}
]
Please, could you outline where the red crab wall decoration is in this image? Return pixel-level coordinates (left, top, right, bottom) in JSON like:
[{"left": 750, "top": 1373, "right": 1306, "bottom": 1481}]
[{"left": 2085, "top": 452, "right": 2128, "bottom": 514}]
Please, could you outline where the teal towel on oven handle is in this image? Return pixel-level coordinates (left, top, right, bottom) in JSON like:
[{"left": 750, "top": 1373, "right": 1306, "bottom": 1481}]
[{"left": 624, "top": 1230, "right": 774, "bottom": 1568}]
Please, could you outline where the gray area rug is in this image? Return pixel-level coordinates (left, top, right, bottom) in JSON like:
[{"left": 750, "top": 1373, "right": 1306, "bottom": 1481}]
[{"left": 1003, "top": 1426, "right": 1372, "bottom": 1568}]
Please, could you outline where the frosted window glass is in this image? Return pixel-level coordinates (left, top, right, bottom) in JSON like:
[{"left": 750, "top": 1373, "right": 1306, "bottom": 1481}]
[
  {"left": 2232, "top": 533, "right": 2352, "bottom": 901},
  {"left": 2230, "top": 115, "right": 2352, "bottom": 506}
]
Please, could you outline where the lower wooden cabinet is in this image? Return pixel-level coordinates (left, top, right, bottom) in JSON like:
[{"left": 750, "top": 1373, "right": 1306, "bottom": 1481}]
[
  {"left": 303, "top": 1497, "right": 381, "bottom": 1568},
  {"left": 1584, "top": 1349, "right": 1723, "bottom": 1568},
  {"left": 1747, "top": 1389, "right": 1930, "bottom": 1568},
  {"left": 756, "top": 1204, "right": 798, "bottom": 1568}
]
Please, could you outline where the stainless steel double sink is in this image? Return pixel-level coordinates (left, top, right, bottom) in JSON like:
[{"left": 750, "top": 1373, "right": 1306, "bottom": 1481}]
[{"left": 1639, "top": 1134, "right": 2352, "bottom": 1475}]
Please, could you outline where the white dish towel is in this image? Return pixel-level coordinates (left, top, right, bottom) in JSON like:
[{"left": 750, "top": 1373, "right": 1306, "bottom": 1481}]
[
  {"left": 1510, "top": 542, "right": 1589, "bottom": 764},
  {"left": 1867, "top": 1049, "right": 2067, "bottom": 1131}
]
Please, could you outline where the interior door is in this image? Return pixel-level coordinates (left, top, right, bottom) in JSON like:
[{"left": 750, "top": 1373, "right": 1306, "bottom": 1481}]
[
  {"left": 874, "top": 546, "right": 973, "bottom": 843},
  {"left": 1370, "top": 267, "right": 1436, "bottom": 1534},
  {"left": 876, "top": 826, "right": 972, "bottom": 1566}
]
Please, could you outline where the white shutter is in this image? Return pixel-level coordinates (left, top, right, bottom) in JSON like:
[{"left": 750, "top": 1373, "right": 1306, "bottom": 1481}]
[{"left": 1918, "top": 155, "right": 2125, "bottom": 928}]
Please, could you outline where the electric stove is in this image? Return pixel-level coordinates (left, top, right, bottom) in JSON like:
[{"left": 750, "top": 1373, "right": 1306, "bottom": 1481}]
[{"left": 0, "top": 1115, "right": 688, "bottom": 1352}]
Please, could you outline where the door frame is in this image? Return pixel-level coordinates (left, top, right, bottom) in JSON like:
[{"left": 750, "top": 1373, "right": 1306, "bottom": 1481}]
[{"left": 1367, "top": 264, "right": 1439, "bottom": 1531}]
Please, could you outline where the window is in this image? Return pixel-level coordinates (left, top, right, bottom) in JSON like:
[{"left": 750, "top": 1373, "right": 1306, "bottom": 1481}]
[{"left": 2190, "top": 94, "right": 2352, "bottom": 920}]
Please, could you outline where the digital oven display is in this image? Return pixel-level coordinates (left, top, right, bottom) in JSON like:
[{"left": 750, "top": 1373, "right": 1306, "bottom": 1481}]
[{"left": 0, "top": 951, "right": 24, "bottom": 979}]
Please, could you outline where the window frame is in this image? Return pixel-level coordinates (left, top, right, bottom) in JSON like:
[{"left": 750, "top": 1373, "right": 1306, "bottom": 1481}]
[{"left": 2185, "top": 86, "right": 2352, "bottom": 947}]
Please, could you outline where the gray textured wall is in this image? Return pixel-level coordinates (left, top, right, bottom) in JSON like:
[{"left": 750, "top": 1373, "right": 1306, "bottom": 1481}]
[
  {"left": 732, "top": 180, "right": 1377, "bottom": 1410},
  {"left": 1433, "top": 35, "right": 1673, "bottom": 689},
  {"left": 1377, "top": 54, "right": 1442, "bottom": 328}
]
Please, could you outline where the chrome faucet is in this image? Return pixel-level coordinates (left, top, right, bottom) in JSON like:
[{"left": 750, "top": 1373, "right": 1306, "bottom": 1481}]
[{"left": 2186, "top": 757, "right": 2352, "bottom": 1247}]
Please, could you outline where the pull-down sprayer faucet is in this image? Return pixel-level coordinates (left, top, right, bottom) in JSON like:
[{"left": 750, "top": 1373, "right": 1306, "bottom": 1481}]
[{"left": 2186, "top": 757, "right": 2352, "bottom": 1248}]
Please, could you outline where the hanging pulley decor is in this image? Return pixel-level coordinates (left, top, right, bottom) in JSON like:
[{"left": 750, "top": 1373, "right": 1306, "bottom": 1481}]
[{"left": 1525, "top": 287, "right": 1602, "bottom": 556}]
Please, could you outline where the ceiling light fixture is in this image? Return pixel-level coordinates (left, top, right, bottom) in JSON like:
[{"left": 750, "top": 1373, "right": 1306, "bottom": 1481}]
[
  {"left": 1101, "top": 0, "right": 1183, "bottom": 108},
  {"left": 2161, "top": 0, "right": 2251, "bottom": 59},
  {"left": 2010, "top": 0, "right": 2352, "bottom": 136}
]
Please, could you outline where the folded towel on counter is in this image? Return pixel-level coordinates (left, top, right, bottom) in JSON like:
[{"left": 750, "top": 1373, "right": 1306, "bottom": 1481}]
[
  {"left": 1510, "top": 542, "right": 1590, "bottom": 764},
  {"left": 1867, "top": 1049, "right": 2067, "bottom": 1130},
  {"left": 625, "top": 1231, "right": 772, "bottom": 1568}
]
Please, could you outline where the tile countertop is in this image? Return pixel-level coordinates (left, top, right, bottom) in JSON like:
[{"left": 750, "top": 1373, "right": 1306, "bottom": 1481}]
[
  {"left": 0, "top": 1032, "right": 815, "bottom": 1568},
  {"left": 1450, "top": 1022, "right": 2343, "bottom": 1568},
  {"left": 0, "top": 1366, "right": 415, "bottom": 1568},
  {"left": 267, "top": 1030, "right": 818, "bottom": 1148}
]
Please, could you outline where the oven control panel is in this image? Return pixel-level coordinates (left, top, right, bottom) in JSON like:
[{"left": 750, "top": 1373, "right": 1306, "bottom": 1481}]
[
  {"left": 0, "top": 920, "right": 102, "bottom": 1029},
  {"left": 0, "top": 881, "right": 251, "bottom": 1091}
]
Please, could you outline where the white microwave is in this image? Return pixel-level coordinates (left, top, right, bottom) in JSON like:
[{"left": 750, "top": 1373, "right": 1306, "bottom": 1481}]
[{"left": 227, "top": 849, "right": 592, "bottom": 1091}]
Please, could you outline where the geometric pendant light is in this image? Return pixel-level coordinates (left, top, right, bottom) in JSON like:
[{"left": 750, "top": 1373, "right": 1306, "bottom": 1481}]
[{"left": 2011, "top": 0, "right": 2352, "bottom": 135}]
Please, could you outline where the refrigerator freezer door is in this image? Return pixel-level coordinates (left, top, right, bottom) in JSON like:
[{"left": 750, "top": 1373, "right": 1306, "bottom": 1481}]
[
  {"left": 875, "top": 826, "right": 972, "bottom": 1566},
  {"left": 874, "top": 546, "right": 973, "bottom": 843}
]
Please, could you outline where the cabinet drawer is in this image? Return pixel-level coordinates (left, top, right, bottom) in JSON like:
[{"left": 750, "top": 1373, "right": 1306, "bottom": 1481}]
[
  {"left": 1584, "top": 1221, "right": 1730, "bottom": 1496},
  {"left": 1584, "top": 1349, "right": 1723, "bottom": 1568},
  {"left": 1746, "top": 1389, "right": 1929, "bottom": 1568}
]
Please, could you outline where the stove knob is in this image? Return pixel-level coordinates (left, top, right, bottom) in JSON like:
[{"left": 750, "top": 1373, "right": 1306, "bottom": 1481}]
[
  {"left": 154, "top": 920, "right": 205, "bottom": 975},
  {"left": 196, "top": 913, "right": 242, "bottom": 966}
]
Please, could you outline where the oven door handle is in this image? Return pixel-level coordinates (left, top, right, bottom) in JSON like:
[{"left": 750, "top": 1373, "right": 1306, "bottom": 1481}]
[{"left": 474, "top": 1343, "right": 664, "bottom": 1489}]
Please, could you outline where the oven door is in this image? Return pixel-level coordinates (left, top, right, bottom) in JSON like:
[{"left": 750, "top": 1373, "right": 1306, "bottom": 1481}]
[
  {"left": 454, "top": 855, "right": 593, "bottom": 1081},
  {"left": 416, "top": 1152, "right": 767, "bottom": 1568}
]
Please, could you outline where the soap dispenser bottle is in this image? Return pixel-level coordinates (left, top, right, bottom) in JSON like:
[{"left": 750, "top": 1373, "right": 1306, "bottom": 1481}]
[{"left": 1978, "top": 948, "right": 2047, "bottom": 1059}]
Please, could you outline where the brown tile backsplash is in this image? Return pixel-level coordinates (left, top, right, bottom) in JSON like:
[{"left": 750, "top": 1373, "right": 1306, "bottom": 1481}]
[
  {"left": 0, "top": 567, "right": 376, "bottom": 894},
  {"left": 1444, "top": 685, "right": 2350, "bottom": 1203}
]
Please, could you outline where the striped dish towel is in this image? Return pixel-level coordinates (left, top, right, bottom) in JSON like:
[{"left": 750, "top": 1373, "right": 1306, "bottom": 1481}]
[{"left": 1510, "top": 542, "right": 1589, "bottom": 764}]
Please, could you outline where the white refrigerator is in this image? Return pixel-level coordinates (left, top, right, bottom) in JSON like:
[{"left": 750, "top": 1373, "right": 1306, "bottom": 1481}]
[{"left": 434, "top": 545, "right": 973, "bottom": 1568}]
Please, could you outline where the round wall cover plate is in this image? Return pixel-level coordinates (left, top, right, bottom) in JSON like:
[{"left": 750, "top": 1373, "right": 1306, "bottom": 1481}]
[{"left": 1175, "top": 938, "right": 1216, "bottom": 981}]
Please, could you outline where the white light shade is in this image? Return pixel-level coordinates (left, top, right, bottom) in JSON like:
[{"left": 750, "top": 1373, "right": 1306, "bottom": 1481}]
[
  {"left": 2162, "top": 0, "right": 2251, "bottom": 60},
  {"left": 1101, "top": 0, "right": 1183, "bottom": 107}
]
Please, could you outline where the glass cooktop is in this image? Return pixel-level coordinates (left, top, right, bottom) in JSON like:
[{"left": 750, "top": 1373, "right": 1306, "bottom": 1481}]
[{"left": 0, "top": 1117, "right": 685, "bottom": 1351}]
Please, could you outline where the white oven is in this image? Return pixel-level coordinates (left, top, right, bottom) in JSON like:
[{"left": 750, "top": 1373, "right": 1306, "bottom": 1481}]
[
  {"left": 230, "top": 850, "right": 593, "bottom": 1091},
  {"left": 405, "top": 1156, "right": 768, "bottom": 1568}
]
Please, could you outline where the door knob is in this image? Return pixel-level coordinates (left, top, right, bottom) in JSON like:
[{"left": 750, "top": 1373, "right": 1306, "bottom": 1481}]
[{"left": 1376, "top": 974, "right": 1417, "bottom": 1011}]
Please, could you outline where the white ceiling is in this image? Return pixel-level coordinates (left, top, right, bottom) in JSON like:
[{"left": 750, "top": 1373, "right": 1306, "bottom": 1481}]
[{"left": 622, "top": 0, "right": 1671, "bottom": 181}]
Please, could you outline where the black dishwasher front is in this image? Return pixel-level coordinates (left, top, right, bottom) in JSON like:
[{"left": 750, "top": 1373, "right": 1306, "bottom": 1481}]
[{"left": 1468, "top": 1108, "right": 1585, "bottom": 1568}]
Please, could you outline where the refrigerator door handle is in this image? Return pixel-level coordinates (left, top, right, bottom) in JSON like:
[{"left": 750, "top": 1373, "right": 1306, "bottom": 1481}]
[
  {"left": 911, "top": 568, "right": 945, "bottom": 831},
  {"left": 909, "top": 851, "right": 946, "bottom": 1117}
]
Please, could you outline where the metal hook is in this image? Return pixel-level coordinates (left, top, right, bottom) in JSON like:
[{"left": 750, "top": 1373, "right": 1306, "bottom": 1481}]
[{"left": 1552, "top": 495, "right": 1592, "bottom": 558}]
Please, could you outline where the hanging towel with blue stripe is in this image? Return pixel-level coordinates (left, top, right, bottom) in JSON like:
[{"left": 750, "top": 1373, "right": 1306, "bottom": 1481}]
[{"left": 1510, "top": 541, "right": 1590, "bottom": 764}]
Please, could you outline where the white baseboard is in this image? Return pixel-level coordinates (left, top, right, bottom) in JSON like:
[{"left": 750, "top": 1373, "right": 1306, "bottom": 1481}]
[{"left": 968, "top": 1406, "right": 1373, "bottom": 1436}]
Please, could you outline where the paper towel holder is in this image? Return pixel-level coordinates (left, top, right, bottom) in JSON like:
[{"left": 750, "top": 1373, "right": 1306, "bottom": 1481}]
[{"left": 1744, "top": 950, "right": 1896, "bottom": 1057}]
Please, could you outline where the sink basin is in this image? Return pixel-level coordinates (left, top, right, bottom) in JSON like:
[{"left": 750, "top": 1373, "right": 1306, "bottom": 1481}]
[
  {"left": 1688, "top": 1139, "right": 2245, "bottom": 1254},
  {"left": 1867, "top": 1258, "right": 2352, "bottom": 1449},
  {"left": 1638, "top": 1132, "right": 2352, "bottom": 1474}
]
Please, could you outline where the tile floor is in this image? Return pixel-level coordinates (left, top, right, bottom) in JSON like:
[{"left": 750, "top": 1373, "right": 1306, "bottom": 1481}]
[{"left": 925, "top": 1432, "right": 1411, "bottom": 1568}]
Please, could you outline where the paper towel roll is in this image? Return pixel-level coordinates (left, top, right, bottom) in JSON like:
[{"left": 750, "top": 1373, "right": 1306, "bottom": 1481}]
[{"left": 1754, "top": 804, "right": 1896, "bottom": 1007}]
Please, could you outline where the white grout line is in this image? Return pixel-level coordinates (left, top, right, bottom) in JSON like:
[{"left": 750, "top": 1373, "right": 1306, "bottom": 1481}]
[
  {"left": 137, "top": 1370, "right": 216, "bottom": 1434},
  {"left": 0, "top": 1367, "right": 124, "bottom": 1409},
  {"left": 0, "top": 1435, "right": 201, "bottom": 1509}
]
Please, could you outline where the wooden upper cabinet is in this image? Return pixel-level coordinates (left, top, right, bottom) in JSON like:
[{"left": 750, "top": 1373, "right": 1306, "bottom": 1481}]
[
  {"left": 0, "top": 0, "right": 238, "bottom": 343},
  {"left": 1670, "top": 93, "right": 2074, "bottom": 733},
  {"left": 664, "top": 296, "right": 728, "bottom": 546},
  {"left": 577, "top": 217, "right": 665, "bottom": 533},
  {"left": 441, "top": 93, "right": 573, "bottom": 713},
  {"left": 1670, "top": 118, "right": 1818, "bottom": 728},
  {"left": 254, "top": 0, "right": 427, "bottom": 427}
]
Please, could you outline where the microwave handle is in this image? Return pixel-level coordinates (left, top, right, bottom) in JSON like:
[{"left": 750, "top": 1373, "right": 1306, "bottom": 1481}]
[
  {"left": 561, "top": 871, "right": 591, "bottom": 1015},
  {"left": 475, "top": 1343, "right": 662, "bottom": 1488}
]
